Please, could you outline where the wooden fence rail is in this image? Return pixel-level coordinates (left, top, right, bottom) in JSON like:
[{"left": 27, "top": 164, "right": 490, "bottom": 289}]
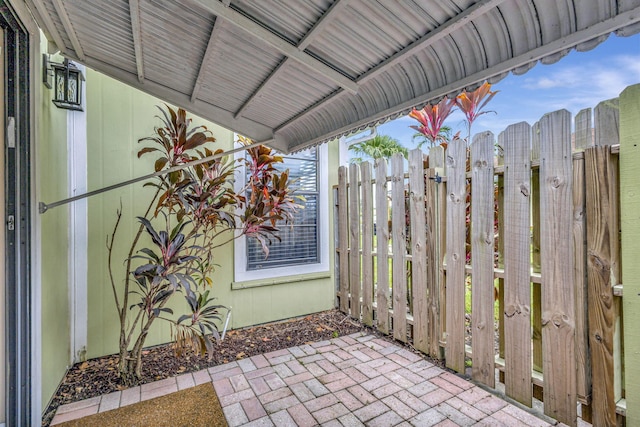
[{"left": 334, "top": 97, "right": 627, "bottom": 426}]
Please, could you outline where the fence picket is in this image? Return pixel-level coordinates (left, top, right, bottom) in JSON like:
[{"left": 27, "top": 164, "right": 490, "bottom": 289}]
[
  {"left": 338, "top": 167, "right": 349, "bottom": 313},
  {"left": 349, "top": 163, "right": 361, "bottom": 319},
  {"left": 574, "top": 108, "right": 592, "bottom": 422},
  {"left": 375, "top": 159, "right": 390, "bottom": 334},
  {"left": 445, "top": 139, "right": 467, "bottom": 373},
  {"left": 361, "top": 162, "right": 374, "bottom": 326},
  {"left": 409, "top": 149, "right": 428, "bottom": 353},
  {"left": 471, "top": 133, "right": 496, "bottom": 387},
  {"left": 503, "top": 122, "right": 532, "bottom": 405},
  {"left": 391, "top": 153, "right": 408, "bottom": 342},
  {"left": 540, "top": 110, "right": 576, "bottom": 426}
]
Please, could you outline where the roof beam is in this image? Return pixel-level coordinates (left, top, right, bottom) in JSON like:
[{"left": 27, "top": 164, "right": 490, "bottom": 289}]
[
  {"left": 234, "top": 0, "right": 352, "bottom": 119},
  {"left": 358, "top": 0, "right": 508, "bottom": 84},
  {"left": 129, "top": 0, "right": 145, "bottom": 82},
  {"left": 275, "top": 0, "right": 505, "bottom": 133},
  {"left": 188, "top": 0, "right": 359, "bottom": 94},
  {"left": 29, "top": 0, "right": 66, "bottom": 54},
  {"left": 51, "top": 0, "right": 85, "bottom": 60},
  {"left": 298, "top": 0, "right": 353, "bottom": 50},
  {"left": 276, "top": 4, "right": 640, "bottom": 150},
  {"left": 191, "top": 17, "right": 224, "bottom": 102}
]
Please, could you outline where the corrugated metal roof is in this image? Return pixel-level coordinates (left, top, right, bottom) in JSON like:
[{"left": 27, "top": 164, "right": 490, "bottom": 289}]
[{"left": 27, "top": 0, "right": 640, "bottom": 153}]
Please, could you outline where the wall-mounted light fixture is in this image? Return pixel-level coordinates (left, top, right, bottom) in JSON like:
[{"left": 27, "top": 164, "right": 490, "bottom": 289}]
[{"left": 43, "top": 54, "right": 84, "bottom": 111}]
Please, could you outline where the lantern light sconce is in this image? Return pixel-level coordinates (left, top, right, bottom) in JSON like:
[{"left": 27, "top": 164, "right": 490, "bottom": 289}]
[{"left": 43, "top": 54, "right": 84, "bottom": 111}]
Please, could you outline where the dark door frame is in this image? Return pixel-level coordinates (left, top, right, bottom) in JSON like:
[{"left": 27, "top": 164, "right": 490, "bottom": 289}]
[{"left": 1, "top": 1, "right": 31, "bottom": 425}]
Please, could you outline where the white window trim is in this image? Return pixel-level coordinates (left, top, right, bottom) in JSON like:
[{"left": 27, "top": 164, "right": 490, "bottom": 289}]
[{"left": 233, "top": 143, "right": 329, "bottom": 283}]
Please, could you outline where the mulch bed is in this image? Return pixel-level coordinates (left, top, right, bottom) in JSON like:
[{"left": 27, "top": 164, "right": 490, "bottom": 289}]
[{"left": 43, "top": 309, "right": 378, "bottom": 426}]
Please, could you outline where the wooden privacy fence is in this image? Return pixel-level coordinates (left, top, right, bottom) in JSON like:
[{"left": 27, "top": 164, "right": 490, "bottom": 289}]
[{"left": 334, "top": 99, "right": 625, "bottom": 427}]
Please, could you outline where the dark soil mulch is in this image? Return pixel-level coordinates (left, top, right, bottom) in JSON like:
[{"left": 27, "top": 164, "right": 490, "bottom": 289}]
[{"left": 42, "top": 310, "right": 370, "bottom": 426}]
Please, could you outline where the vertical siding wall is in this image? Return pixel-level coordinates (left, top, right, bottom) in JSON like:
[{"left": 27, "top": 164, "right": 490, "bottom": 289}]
[{"left": 84, "top": 69, "right": 337, "bottom": 359}]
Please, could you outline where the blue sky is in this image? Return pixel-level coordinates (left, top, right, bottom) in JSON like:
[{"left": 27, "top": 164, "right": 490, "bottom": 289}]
[{"left": 374, "top": 32, "right": 640, "bottom": 149}]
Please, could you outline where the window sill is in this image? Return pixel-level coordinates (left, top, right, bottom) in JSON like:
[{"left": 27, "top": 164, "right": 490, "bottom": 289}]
[{"left": 231, "top": 271, "right": 331, "bottom": 290}]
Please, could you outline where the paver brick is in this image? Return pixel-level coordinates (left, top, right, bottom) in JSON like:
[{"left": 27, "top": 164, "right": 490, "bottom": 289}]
[
  {"left": 445, "top": 396, "right": 488, "bottom": 421},
  {"left": 436, "top": 402, "right": 476, "bottom": 426},
  {"left": 249, "top": 377, "right": 271, "bottom": 396},
  {"left": 474, "top": 395, "right": 509, "bottom": 414},
  {"left": 223, "top": 402, "right": 249, "bottom": 427},
  {"left": 220, "top": 388, "right": 256, "bottom": 407},
  {"left": 305, "top": 362, "right": 327, "bottom": 377},
  {"left": 381, "top": 395, "right": 418, "bottom": 419},
  {"left": 283, "top": 371, "right": 314, "bottom": 386},
  {"left": 51, "top": 405, "right": 99, "bottom": 425},
  {"left": 502, "top": 404, "right": 552, "bottom": 426},
  {"left": 314, "top": 344, "right": 339, "bottom": 353},
  {"left": 269, "top": 409, "right": 297, "bottom": 426},
  {"left": 434, "top": 419, "right": 459, "bottom": 427},
  {"left": 208, "top": 361, "right": 239, "bottom": 375},
  {"left": 313, "top": 402, "right": 349, "bottom": 424},
  {"left": 176, "top": 373, "right": 196, "bottom": 390},
  {"left": 350, "top": 350, "right": 372, "bottom": 362},
  {"left": 385, "top": 371, "right": 416, "bottom": 388},
  {"left": 407, "top": 380, "right": 438, "bottom": 397},
  {"left": 333, "top": 348, "right": 353, "bottom": 360},
  {"left": 393, "top": 389, "right": 430, "bottom": 413},
  {"left": 245, "top": 366, "right": 275, "bottom": 380},
  {"left": 303, "top": 378, "right": 330, "bottom": 396},
  {"left": 353, "top": 401, "right": 390, "bottom": 422},
  {"left": 265, "top": 348, "right": 291, "bottom": 359},
  {"left": 258, "top": 387, "right": 293, "bottom": 405},
  {"left": 430, "top": 375, "right": 464, "bottom": 395},
  {"left": 300, "top": 354, "right": 324, "bottom": 364},
  {"left": 241, "top": 396, "right": 268, "bottom": 421},
  {"left": 335, "top": 358, "right": 361, "bottom": 370},
  {"left": 193, "top": 369, "right": 213, "bottom": 385},
  {"left": 379, "top": 345, "right": 400, "bottom": 356},
  {"left": 285, "top": 359, "right": 308, "bottom": 374},
  {"left": 343, "top": 366, "right": 369, "bottom": 383},
  {"left": 141, "top": 377, "right": 176, "bottom": 392},
  {"left": 230, "top": 373, "right": 251, "bottom": 392},
  {"left": 421, "top": 388, "right": 454, "bottom": 407},
  {"left": 119, "top": 386, "right": 141, "bottom": 406},
  {"left": 490, "top": 409, "right": 529, "bottom": 426},
  {"left": 303, "top": 392, "right": 339, "bottom": 412},
  {"left": 238, "top": 357, "right": 258, "bottom": 373},
  {"left": 55, "top": 396, "right": 101, "bottom": 414},
  {"left": 98, "top": 391, "right": 121, "bottom": 412},
  {"left": 243, "top": 416, "right": 275, "bottom": 427},
  {"left": 360, "top": 346, "right": 384, "bottom": 360},
  {"left": 250, "top": 354, "right": 270, "bottom": 369},
  {"left": 439, "top": 371, "right": 474, "bottom": 390},
  {"left": 367, "top": 409, "right": 404, "bottom": 427},
  {"left": 347, "top": 384, "right": 377, "bottom": 405},
  {"left": 361, "top": 375, "right": 391, "bottom": 392},
  {"left": 355, "top": 334, "right": 375, "bottom": 343},
  {"left": 373, "top": 360, "right": 401, "bottom": 375},
  {"left": 273, "top": 363, "right": 294, "bottom": 378},
  {"left": 141, "top": 382, "right": 178, "bottom": 401},
  {"left": 372, "top": 382, "right": 403, "bottom": 399},
  {"left": 264, "top": 395, "right": 301, "bottom": 414},
  {"left": 395, "top": 368, "right": 426, "bottom": 385},
  {"left": 316, "top": 358, "right": 340, "bottom": 374},
  {"left": 338, "top": 412, "right": 366, "bottom": 427},
  {"left": 396, "top": 348, "right": 424, "bottom": 363},
  {"left": 457, "top": 386, "right": 490, "bottom": 405},
  {"left": 334, "top": 389, "right": 365, "bottom": 411},
  {"left": 325, "top": 376, "right": 357, "bottom": 392},
  {"left": 287, "top": 403, "right": 317, "bottom": 427},
  {"left": 319, "top": 370, "right": 347, "bottom": 384},
  {"left": 409, "top": 408, "right": 446, "bottom": 427},
  {"left": 289, "top": 382, "right": 316, "bottom": 402},
  {"left": 264, "top": 372, "right": 287, "bottom": 390},
  {"left": 418, "top": 366, "right": 443, "bottom": 380},
  {"left": 407, "top": 359, "right": 435, "bottom": 372}
]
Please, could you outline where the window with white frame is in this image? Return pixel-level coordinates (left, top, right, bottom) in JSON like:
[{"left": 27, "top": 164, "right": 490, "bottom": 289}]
[{"left": 234, "top": 144, "right": 329, "bottom": 282}]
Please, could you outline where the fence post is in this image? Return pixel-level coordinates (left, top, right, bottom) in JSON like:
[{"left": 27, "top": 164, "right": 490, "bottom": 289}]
[
  {"left": 621, "top": 83, "right": 640, "bottom": 427},
  {"left": 539, "top": 109, "right": 576, "bottom": 426},
  {"left": 338, "top": 167, "right": 349, "bottom": 313},
  {"left": 445, "top": 138, "right": 467, "bottom": 373},
  {"left": 349, "top": 163, "right": 361, "bottom": 319},
  {"left": 585, "top": 98, "right": 621, "bottom": 426}
]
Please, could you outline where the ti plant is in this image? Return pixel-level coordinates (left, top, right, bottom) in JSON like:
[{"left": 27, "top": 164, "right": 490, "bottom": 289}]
[{"left": 108, "top": 105, "right": 298, "bottom": 385}]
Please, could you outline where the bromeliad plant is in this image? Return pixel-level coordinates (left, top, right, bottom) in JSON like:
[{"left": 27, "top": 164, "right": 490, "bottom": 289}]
[{"left": 108, "top": 106, "right": 298, "bottom": 385}]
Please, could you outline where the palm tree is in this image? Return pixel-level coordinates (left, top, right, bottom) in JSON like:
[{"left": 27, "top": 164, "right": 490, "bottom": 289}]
[
  {"left": 348, "top": 134, "right": 408, "bottom": 163},
  {"left": 411, "top": 125, "right": 453, "bottom": 150}
]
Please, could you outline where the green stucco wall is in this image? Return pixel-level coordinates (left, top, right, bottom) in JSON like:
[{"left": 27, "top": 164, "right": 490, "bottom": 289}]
[
  {"left": 621, "top": 84, "right": 640, "bottom": 426},
  {"left": 38, "top": 52, "right": 72, "bottom": 407},
  {"left": 84, "top": 69, "right": 337, "bottom": 360}
]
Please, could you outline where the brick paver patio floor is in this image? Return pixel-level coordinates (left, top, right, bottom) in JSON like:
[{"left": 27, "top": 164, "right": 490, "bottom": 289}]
[{"left": 51, "top": 332, "right": 578, "bottom": 426}]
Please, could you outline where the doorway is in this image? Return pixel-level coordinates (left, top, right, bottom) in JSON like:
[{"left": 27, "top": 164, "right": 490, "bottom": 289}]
[{"left": 2, "top": 1, "right": 32, "bottom": 425}]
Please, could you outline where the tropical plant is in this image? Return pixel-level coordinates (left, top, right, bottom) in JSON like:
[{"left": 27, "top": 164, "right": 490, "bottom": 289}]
[
  {"left": 348, "top": 134, "right": 408, "bottom": 163},
  {"left": 409, "top": 97, "right": 457, "bottom": 148},
  {"left": 411, "top": 125, "right": 453, "bottom": 150},
  {"left": 108, "top": 106, "right": 298, "bottom": 385},
  {"left": 456, "top": 81, "right": 499, "bottom": 141}
]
